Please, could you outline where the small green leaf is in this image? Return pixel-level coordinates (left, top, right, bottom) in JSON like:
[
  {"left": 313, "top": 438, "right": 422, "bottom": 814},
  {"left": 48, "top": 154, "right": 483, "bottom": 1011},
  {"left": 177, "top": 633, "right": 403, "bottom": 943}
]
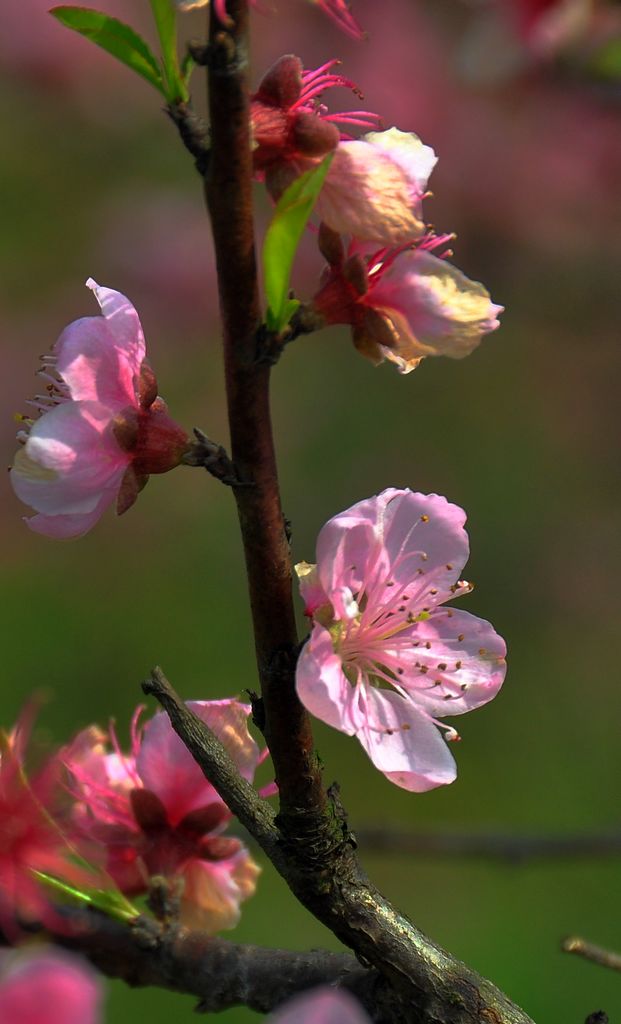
[
  {"left": 181, "top": 50, "right": 197, "bottom": 89},
  {"left": 50, "top": 7, "right": 166, "bottom": 97},
  {"left": 263, "top": 154, "right": 334, "bottom": 334},
  {"left": 149, "top": 0, "right": 188, "bottom": 102},
  {"left": 33, "top": 869, "right": 139, "bottom": 923}
]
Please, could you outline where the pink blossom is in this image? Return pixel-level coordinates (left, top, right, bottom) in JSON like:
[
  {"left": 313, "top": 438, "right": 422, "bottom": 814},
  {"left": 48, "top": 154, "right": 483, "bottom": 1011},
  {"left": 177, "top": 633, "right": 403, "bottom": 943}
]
[
  {"left": 11, "top": 279, "right": 189, "bottom": 540},
  {"left": 0, "top": 709, "right": 94, "bottom": 936},
  {"left": 270, "top": 987, "right": 371, "bottom": 1023},
  {"left": 460, "top": 0, "right": 593, "bottom": 81},
  {"left": 64, "top": 701, "right": 266, "bottom": 932},
  {"left": 312, "top": 231, "right": 503, "bottom": 373},
  {"left": 0, "top": 949, "right": 102, "bottom": 1024},
  {"left": 174, "top": 0, "right": 364, "bottom": 39},
  {"left": 318, "top": 128, "right": 438, "bottom": 245},
  {"left": 251, "top": 56, "right": 381, "bottom": 200},
  {"left": 295, "top": 490, "right": 506, "bottom": 792}
]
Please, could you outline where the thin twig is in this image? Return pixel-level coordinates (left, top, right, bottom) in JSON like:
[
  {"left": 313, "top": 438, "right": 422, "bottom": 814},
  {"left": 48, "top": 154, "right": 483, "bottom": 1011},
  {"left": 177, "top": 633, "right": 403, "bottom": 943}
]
[
  {"left": 562, "top": 936, "right": 621, "bottom": 973},
  {"left": 142, "top": 668, "right": 282, "bottom": 867},
  {"left": 353, "top": 827, "right": 621, "bottom": 863},
  {"left": 203, "top": 0, "right": 327, "bottom": 829}
]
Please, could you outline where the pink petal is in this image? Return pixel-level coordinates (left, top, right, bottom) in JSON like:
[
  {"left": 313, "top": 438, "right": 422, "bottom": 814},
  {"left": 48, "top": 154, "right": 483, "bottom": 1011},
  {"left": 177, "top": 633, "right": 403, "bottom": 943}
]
[
  {"left": 372, "top": 251, "right": 503, "bottom": 360},
  {"left": 356, "top": 687, "right": 457, "bottom": 792},
  {"left": 319, "top": 131, "right": 436, "bottom": 245},
  {"left": 11, "top": 401, "right": 129, "bottom": 523},
  {"left": 54, "top": 279, "right": 146, "bottom": 408},
  {"left": 0, "top": 950, "right": 102, "bottom": 1024},
  {"left": 179, "top": 847, "right": 260, "bottom": 932},
  {"left": 270, "top": 987, "right": 371, "bottom": 1024},
  {"left": 397, "top": 607, "right": 507, "bottom": 717},
  {"left": 296, "top": 626, "right": 363, "bottom": 735},
  {"left": 316, "top": 490, "right": 469, "bottom": 606},
  {"left": 137, "top": 700, "right": 260, "bottom": 825},
  {"left": 23, "top": 491, "right": 121, "bottom": 540},
  {"left": 364, "top": 128, "right": 437, "bottom": 195}
]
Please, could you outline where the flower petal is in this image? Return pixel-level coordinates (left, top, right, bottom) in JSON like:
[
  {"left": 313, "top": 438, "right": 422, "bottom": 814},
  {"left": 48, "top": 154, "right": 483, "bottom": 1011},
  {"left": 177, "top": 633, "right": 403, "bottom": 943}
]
[
  {"left": 296, "top": 626, "right": 362, "bottom": 735},
  {"left": 397, "top": 607, "right": 507, "bottom": 717},
  {"left": 372, "top": 251, "right": 503, "bottom": 360},
  {"left": 319, "top": 135, "right": 430, "bottom": 245},
  {"left": 137, "top": 700, "right": 259, "bottom": 824},
  {"left": 54, "top": 280, "right": 146, "bottom": 408},
  {"left": 317, "top": 490, "right": 469, "bottom": 607},
  {"left": 11, "top": 401, "right": 129, "bottom": 527},
  {"left": 356, "top": 687, "right": 457, "bottom": 792},
  {"left": 179, "top": 847, "right": 260, "bottom": 933}
]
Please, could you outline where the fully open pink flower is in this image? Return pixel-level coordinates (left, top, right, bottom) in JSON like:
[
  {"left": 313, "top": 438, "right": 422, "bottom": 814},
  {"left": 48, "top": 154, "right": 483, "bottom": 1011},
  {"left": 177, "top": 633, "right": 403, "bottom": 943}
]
[
  {"left": 318, "top": 128, "right": 437, "bottom": 245},
  {"left": 251, "top": 56, "right": 381, "bottom": 201},
  {"left": 312, "top": 231, "right": 503, "bottom": 373},
  {"left": 270, "top": 987, "right": 371, "bottom": 1023},
  {"left": 296, "top": 490, "right": 506, "bottom": 792},
  {"left": 175, "top": 0, "right": 364, "bottom": 39},
  {"left": 11, "top": 279, "right": 189, "bottom": 539},
  {"left": 0, "top": 949, "right": 102, "bottom": 1024},
  {"left": 0, "top": 709, "right": 93, "bottom": 936},
  {"left": 64, "top": 701, "right": 267, "bottom": 931}
]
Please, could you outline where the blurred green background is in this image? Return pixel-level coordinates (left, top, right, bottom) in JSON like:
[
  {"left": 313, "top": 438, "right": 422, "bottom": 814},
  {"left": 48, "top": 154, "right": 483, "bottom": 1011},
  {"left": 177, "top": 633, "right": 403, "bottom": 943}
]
[{"left": 2, "top": 1, "right": 621, "bottom": 1021}]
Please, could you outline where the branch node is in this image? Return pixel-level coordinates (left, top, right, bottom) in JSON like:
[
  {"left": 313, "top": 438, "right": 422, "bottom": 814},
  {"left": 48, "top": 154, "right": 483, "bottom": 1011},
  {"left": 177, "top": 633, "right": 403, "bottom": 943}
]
[
  {"left": 182, "top": 429, "right": 254, "bottom": 488},
  {"left": 166, "top": 101, "right": 210, "bottom": 177}
]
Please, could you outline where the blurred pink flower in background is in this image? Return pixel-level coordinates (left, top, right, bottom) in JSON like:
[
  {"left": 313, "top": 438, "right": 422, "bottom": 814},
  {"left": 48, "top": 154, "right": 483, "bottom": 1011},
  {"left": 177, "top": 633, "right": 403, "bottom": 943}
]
[
  {"left": 269, "top": 986, "right": 371, "bottom": 1023},
  {"left": 175, "top": 0, "right": 364, "bottom": 39},
  {"left": 312, "top": 229, "right": 503, "bottom": 372},
  {"left": 0, "top": 949, "right": 102, "bottom": 1024},
  {"left": 296, "top": 489, "right": 506, "bottom": 792},
  {"left": 0, "top": 709, "right": 92, "bottom": 937},
  {"left": 64, "top": 700, "right": 267, "bottom": 931},
  {"left": 459, "top": 0, "right": 601, "bottom": 81},
  {"left": 10, "top": 280, "right": 189, "bottom": 540}
]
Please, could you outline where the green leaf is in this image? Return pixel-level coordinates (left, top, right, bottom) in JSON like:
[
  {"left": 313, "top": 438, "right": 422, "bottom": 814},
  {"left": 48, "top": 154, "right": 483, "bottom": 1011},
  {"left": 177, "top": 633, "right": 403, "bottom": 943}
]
[
  {"left": 181, "top": 50, "right": 197, "bottom": 90},
  {"left": 263, "top": 154, "right": 335, "bottom": 335},
  {"left": 51, "top": 7, "right": 166, "bottom": 96},
  {"left": 33, "top": 870, "right": 139, "bottom": 923},
  {"left": 149, "top": 0, "right": 188, "bottom": 103}
]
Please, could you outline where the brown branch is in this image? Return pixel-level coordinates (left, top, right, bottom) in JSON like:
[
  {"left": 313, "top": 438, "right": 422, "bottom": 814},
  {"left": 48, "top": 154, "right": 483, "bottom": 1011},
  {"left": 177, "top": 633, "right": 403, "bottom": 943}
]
[
  {"left": 182, "top": 5, "right": 538, "bottom": 1022},
  {"left": 202, "top": 0, "right": 326, "bottom": 829},
  {"left": 562, "top": 936, "right": 621, "bottom": 973},
  {"left": 144, "top": 670, "right": 535, "bottom": 1024},
  {"left": 142, "top": 668, "right": 285, "bottom": 874},
  {"left": 2, "top": 911, "right": 373, "bottom": 1015},
  {"left": 353, "top": 827, "right": 621, "bottom": 864}
]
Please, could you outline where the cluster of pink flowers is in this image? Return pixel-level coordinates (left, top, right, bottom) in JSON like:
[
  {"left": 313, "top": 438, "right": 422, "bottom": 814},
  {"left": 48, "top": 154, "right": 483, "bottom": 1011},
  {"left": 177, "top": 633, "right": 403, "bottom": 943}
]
[
  {"left": 63, "top": 699, "right": 268, "bottom": 932},
  {"left": 250, "top": 51, "right": 503, "bottom": 372},
  {"left": 0, "top": 700, "right": 269, "bottom": 944},
  {"left": 296, "top": 489, "right": 506, "bottom": 791}
]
